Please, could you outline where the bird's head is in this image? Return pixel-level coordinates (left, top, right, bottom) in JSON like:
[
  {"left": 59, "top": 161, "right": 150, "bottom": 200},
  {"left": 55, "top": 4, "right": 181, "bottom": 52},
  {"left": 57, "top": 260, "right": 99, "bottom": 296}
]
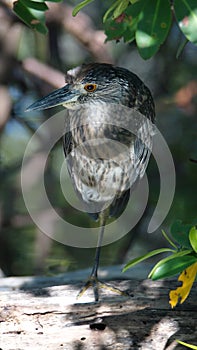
[{"left": 26, "top": 63, "right": 133, "bottom": 112}]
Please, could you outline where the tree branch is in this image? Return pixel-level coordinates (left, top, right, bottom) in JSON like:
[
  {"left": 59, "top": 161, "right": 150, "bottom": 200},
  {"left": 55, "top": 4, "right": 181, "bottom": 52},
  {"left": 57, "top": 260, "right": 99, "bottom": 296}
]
[{"left": 46, "top": 3, "right": 113, "bottom": 64}]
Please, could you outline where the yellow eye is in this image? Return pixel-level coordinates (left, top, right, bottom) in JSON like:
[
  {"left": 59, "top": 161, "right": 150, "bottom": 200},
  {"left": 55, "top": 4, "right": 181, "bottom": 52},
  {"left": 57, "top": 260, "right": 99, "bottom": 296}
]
[{"left": 84, "top": 83, "right": 97, "bottom": 92}]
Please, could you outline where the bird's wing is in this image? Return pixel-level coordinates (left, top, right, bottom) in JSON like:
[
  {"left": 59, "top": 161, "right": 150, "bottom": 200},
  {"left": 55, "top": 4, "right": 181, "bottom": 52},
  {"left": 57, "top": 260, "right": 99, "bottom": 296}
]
[
  {"left": 134, "top": 137, "right": 151, "bottom": 177},
  {"left": 63, "top": 130, "right": 74, "bottom": 158},
  {"left": 133, "top": 117, "right": 153, "bottom": 179}
]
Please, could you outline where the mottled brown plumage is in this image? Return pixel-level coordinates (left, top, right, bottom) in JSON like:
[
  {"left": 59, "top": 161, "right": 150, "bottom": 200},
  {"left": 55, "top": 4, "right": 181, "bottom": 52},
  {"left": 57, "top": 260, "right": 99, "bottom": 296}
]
[{"left": 27, "top": 63, "right": 155, "bottom": 301}]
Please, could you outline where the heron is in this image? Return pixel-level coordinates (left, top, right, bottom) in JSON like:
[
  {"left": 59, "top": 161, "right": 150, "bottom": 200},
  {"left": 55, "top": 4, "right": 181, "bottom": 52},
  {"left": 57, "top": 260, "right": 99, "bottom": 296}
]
[{"left": 27, "top": 63, "right": 155, "bottom": 301}]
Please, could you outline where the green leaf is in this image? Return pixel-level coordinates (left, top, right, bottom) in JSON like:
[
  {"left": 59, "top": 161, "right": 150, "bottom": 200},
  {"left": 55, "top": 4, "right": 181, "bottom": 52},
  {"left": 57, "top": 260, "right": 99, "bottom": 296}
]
[
  {"left": 104, "top": 19, "right": 127, "bottom": 41},
  {"left": 123, "top": 0, "right": 144, "bottom": 42},
  {"left": 113, "top": 0, "right": 129, "bottom": 19},
  {"left": 72, "top": 0, "right": 95, "bottom": 17},
  {"left": 136, "top": 0, "right": 172, "bottom": 59},
  {"left": 13, "top": 0, "right": 48, "bottom": 34},
  {"left": 103, "top": 0, "right": 122, "bottom": 23},
  {"left": 125, "top": 0, "right": 144, "bottom": 17},
  {"left": 123, "top": 26, "right": 136, "bottom": 42},
  {"left": 122, "top": 248, "right": 174, "bottom": 272},
  {"left": 149, "top": 252, "right": 196, "bottom": 280},
  {"left": 104, "top": 1, "right": 143, "bottom": 43},
  {"left": 174, "top": 0, "right": 197, "bottom": 45},
  {"left": 21, "top": 0, "right": 48, "bottom": 11},
  {"left": 171, "top": 220, "right": 194, "bottom": 249},
  {"left": 189, "top": 226, "right": 197, "bottom": 253},
  {"left": 149, "top": 250, "right": 193, "bottom": 278}
]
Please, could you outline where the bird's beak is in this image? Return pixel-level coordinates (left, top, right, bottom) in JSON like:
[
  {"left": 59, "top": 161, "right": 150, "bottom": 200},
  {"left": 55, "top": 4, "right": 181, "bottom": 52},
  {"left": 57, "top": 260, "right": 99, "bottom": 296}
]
[{"left": 26, "top": 84, "right": 80, "bottom": 111}]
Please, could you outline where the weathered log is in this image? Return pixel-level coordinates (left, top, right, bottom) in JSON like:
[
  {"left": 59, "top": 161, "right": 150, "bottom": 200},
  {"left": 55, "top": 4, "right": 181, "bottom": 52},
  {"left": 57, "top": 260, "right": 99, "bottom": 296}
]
[{"left": 0, "top": 267, "right": 196, "bottom": 350}]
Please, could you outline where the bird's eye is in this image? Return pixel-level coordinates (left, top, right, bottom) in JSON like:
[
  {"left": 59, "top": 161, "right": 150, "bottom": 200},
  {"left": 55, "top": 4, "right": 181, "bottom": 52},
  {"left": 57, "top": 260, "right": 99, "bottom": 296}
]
[{"left": 84, "top": 83, "right": 97, "bottom": 92}]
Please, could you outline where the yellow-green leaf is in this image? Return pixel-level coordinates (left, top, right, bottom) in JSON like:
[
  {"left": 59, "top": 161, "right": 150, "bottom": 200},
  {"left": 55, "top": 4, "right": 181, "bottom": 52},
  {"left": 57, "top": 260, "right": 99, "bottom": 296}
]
[
  {"left": 72, "top": 0, "right": 94, "bottom": 17},
  {"left": 177, "top": 340, "right": 197, "bottom": 349},
  {"left": 122, "top": 248, "right": 174, "bottom": 272},
  {"left": 113, "top": 0, "right": 129, "bottom": 19},
  {"left": 169, "top": 261, "right": 197, "bottom": 308}
]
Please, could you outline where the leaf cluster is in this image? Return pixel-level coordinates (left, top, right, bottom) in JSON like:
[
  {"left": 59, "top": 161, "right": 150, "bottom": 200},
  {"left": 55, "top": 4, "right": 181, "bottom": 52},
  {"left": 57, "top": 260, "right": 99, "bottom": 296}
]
[
  {"left": 13, "top": 0, "right": 197, "bottom": 59},
  {"left": 123, "top": 220, "right": 197, "bottom": 280},
  {"left": 74, "top": 0, "right": 197, "bottom": 59}
]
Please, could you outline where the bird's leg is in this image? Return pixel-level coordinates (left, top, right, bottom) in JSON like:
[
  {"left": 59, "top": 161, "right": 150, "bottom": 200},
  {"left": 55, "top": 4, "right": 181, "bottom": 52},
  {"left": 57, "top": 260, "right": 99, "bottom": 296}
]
[
  {"left": 77, "top": 210, "right": 107, "bottom": 301},
  {"left": 77, "top": 210, "right": 127, "bottom": 302}
]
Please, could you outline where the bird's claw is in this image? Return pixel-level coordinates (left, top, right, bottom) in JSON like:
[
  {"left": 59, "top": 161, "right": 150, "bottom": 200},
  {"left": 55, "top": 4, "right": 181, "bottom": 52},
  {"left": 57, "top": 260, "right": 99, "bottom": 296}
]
[
  {"left": 77, "top": 276, "right": 128, "bottom": 302},
  {"left": 77, "top": 275, "right": 100, "bottom": 301}
]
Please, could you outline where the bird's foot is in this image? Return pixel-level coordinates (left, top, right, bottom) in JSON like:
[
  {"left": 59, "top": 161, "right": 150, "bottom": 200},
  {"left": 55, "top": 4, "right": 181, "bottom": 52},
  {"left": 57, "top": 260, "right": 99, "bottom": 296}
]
[{"left": 77, "top": 275, "right": 128, "bottom": 302}]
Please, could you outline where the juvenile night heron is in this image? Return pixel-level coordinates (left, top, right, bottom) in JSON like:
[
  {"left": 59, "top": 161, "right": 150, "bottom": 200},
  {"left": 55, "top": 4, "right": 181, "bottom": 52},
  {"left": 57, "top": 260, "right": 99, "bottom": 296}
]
[{"left": 27, "top": 63, "right": 155, "bottom": 301}]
